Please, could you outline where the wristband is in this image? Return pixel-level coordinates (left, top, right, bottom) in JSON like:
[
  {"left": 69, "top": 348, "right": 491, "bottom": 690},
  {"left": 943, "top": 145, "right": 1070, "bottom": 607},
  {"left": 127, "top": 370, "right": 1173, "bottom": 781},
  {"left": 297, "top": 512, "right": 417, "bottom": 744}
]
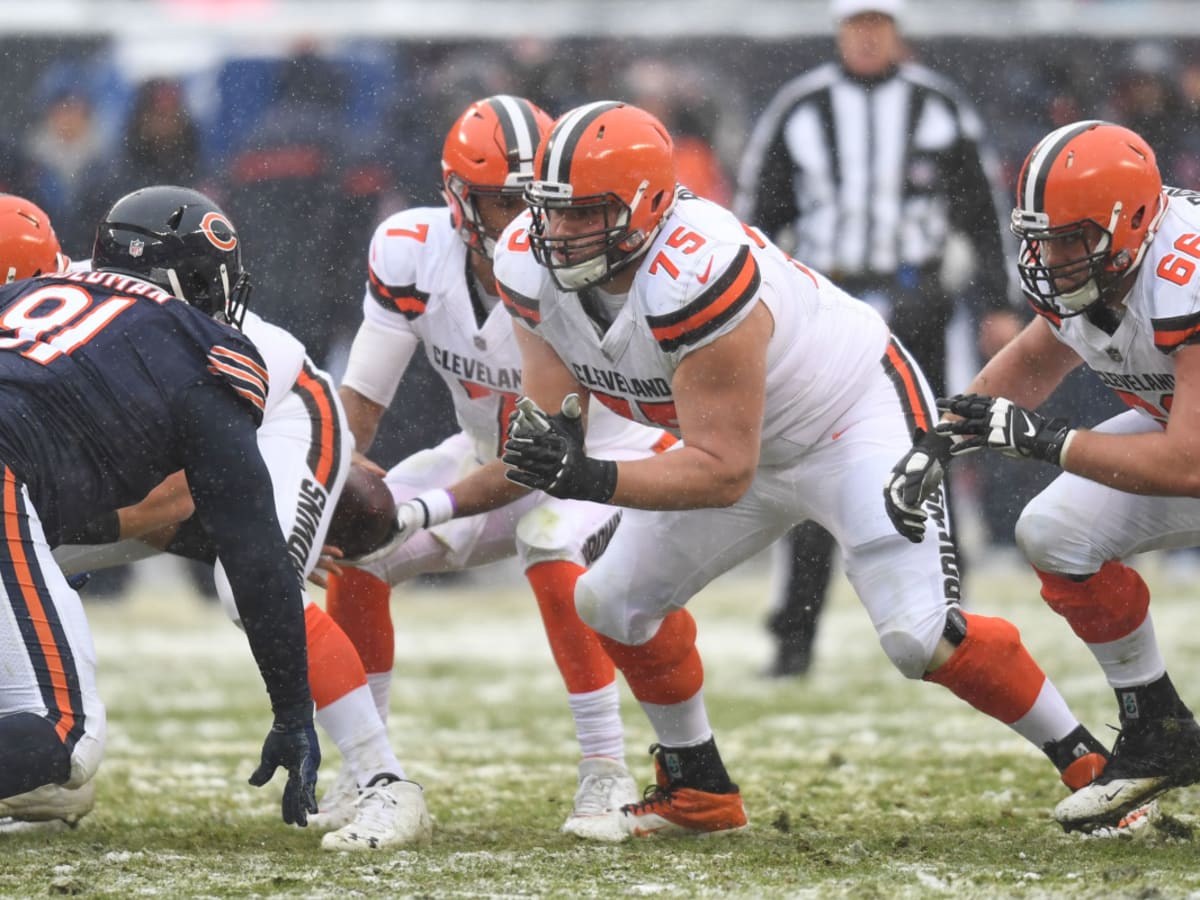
[
  {"left": 413, "top": 489, "right": 456, "bottom": 528},
  {"left": 1056, "top": 429, "right": 1078, "bottom": 468}
]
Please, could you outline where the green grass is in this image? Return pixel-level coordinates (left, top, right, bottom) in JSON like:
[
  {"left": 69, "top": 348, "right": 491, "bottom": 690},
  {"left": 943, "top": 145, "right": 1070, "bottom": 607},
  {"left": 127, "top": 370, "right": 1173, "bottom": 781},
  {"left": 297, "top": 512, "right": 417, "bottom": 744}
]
[{"left": 3, "top": 557, "right": 1198, "bottom": 898}]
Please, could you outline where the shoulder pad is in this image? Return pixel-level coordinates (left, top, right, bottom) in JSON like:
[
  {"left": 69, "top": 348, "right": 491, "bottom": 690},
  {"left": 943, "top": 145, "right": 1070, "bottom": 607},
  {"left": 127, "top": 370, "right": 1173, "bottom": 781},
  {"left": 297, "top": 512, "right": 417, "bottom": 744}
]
[
  {"left": 642, "top": 236, "right": 761, "bottom": 353},
  {"left": 366, "top": 208, "right": 452, "bottom": 320}
]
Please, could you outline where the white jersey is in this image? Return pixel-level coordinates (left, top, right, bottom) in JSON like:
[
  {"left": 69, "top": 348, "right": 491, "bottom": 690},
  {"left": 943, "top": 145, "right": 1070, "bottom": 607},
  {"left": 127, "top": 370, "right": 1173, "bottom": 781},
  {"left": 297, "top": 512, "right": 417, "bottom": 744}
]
[
  {"left": 242, "top": 310, "right": 307, "bottom": 417},
  {"left": 493, "top": 189, "right": 891, "bottom": 465},
  {"left": 343, "top": 207, "right": 664, "bottom": 464},
  {"left": 1044, "top": 188, "right": 1200, "bottom": 428}
]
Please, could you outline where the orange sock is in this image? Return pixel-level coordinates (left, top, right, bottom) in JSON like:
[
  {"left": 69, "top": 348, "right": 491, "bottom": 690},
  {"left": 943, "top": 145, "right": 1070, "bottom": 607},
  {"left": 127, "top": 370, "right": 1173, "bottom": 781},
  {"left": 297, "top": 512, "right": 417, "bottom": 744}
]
[
  {"left": 304, "top": 603, "right": 368, "bottom": 710},
  {"left": 526, "top": 561, "right": 615, "bottom": 694},
  {"left": 924, "top": 611, "right": 1045, "bottom": 724},
  {"left": 325, "top": 567, "right": 394, "bottom": 675},
  {"left": 1037, "top": 561, "right": 1150, "bottom": 644},
  {"left": 596, "top": 608, "right": 704, "bottom": 705}
]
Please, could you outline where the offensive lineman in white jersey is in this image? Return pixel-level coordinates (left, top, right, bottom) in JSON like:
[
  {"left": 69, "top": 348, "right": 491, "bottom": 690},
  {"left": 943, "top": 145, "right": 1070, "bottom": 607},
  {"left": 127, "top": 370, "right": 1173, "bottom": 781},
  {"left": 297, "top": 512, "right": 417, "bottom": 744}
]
[
  {"left": 496, "top": 101, "right": 1115, "bottom": 839},
  {"left": 330, "top": 96, "right": 672, "bottom": 841},
  {"left": 42, "top": 186, "right": 429, "bottom": 851},
  {"left": 888, "top": 121, "right": 1200, "bottom": 832}
]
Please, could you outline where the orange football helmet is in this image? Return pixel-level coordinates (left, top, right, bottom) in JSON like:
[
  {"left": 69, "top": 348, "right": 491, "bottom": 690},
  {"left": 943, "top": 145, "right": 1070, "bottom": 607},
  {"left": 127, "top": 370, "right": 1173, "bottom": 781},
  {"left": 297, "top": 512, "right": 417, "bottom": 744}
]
[
  {"left": 1011, "top": 120, "right": 1164, "bottom": 317},
  {"left": 442, "top": 95, "right": 553, "bottom": 259},
  {"left": 0, "top": 194, "right": 68, "bottom": 284},
  {"left": 525, "top": 101, "right": 677, "bottom": 291}
]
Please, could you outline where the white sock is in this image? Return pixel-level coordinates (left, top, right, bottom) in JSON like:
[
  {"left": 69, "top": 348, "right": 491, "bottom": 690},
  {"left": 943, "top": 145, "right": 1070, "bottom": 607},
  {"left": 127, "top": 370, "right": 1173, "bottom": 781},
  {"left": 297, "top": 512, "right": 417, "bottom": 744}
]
[
  {"left": 1087, "top": 615, "right": 1167, "bottom": 689},
  {"left": 366, "top": 672, "right": 391, "bottom": 725},
  {"left": 315, "top": 685, "right": 405, "bottom": 780},
  {"left": 639, "top": 689, "right": 713, "bottom": 748},
  {"left": 1008, "top": 679, "right": 1082, "bottom": 749},
  {"left": 567, "top": 682, "right": 625, "bottom": 764}
]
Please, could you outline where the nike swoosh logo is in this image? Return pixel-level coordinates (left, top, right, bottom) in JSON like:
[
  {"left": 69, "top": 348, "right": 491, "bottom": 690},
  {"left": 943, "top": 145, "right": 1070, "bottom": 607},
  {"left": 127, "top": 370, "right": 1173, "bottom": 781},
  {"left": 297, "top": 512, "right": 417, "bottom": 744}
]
[
  {"left": 697, "top": 257, "right": 715, "bottom": 284},
  {"left": 1021, "top": 413, "right": 1037, "bottom": 438},
  {"left": 1101, "top": 785, "right": 1129, "bottom": 804}
]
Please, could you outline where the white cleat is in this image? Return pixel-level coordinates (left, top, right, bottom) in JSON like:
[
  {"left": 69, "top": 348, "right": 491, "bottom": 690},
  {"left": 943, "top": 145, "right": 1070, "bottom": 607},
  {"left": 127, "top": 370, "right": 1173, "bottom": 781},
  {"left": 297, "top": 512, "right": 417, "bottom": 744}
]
[
  {"left": 561, "top": 757, "right": 639, "bottom": 843},
  {"left": 321, "top": 776, "right": 432, "bottom": 851},
  {"left": 0, "top": 780, "right": 95, "bottom": 828},
  {"left": 307, "top": 765, "right": 360, "bottom": 832}
]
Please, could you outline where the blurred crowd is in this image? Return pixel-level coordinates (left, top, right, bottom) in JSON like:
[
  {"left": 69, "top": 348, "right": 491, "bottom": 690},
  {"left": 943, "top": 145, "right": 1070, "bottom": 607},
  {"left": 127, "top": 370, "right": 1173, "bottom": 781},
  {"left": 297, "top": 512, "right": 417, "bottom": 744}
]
[{"left": 1, "top": 29, "right": 1196, "bottom": 562}]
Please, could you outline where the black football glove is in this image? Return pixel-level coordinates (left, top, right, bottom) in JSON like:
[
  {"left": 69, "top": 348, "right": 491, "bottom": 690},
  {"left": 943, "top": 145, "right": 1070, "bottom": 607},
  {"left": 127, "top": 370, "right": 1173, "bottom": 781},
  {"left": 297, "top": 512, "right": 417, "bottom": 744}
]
[
  {"left": 883, "top": 428, "right": 954, "bottom": 543},
  {"left": 936, "top": 394, "right": 1075, "bottom": 465},
  {"left": 502, "top": 394, "right": 618, "bottom": 503},
  {"left": 248, "top": 704, "right": 320, "bottom": 827}
]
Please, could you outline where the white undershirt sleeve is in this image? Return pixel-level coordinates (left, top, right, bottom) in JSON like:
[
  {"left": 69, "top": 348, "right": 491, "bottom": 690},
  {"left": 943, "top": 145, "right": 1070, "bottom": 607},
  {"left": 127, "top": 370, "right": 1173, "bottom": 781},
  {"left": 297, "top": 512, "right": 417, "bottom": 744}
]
[{"left": 340, "top": 317, "right": 420, "bottom": 407}]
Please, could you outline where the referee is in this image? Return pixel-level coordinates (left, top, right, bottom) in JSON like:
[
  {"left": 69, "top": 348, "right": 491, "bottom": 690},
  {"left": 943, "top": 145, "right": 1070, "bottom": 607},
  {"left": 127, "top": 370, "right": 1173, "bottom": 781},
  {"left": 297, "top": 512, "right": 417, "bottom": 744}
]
[{"left": 735, "top": 0, "right": 1021, "bottom": 676}]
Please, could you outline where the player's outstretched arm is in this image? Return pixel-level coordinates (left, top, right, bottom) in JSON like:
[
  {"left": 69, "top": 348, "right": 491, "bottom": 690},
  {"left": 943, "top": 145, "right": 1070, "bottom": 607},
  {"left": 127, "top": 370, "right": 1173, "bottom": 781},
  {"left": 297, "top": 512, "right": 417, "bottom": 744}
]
[
  {"left": 175, "top": 381, "right": 318, "bottom": 826},
  {"left": 338, "top": 385, "right": 388, "bottom": 477}
]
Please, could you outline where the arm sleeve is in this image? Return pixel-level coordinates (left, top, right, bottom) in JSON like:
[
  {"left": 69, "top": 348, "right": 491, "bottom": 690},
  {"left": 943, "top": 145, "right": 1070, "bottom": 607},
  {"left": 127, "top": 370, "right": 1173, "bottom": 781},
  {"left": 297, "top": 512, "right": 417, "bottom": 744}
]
[
  {"left": 340, "top": 316, "right": 420, "bottom": 407},
  {"left": 174, "top": 381, "right": 311, "bottom": 715}
]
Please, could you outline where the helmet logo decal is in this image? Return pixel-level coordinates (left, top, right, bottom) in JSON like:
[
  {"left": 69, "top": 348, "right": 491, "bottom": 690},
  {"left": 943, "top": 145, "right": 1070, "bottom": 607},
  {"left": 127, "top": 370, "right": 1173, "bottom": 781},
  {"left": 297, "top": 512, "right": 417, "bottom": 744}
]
[
  {"left": 200, "top": 212, "right": 237, "bottom": 252},
  {"left": 129, "top": 238, "right": 144, "bottom": 258}
]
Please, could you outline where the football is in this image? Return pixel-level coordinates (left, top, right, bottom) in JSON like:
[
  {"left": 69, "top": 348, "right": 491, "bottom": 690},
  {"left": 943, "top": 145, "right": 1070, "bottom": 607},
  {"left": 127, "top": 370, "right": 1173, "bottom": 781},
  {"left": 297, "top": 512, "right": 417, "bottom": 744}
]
[{"left": 325, "top": 464, "right": 397, "bottom": 559}]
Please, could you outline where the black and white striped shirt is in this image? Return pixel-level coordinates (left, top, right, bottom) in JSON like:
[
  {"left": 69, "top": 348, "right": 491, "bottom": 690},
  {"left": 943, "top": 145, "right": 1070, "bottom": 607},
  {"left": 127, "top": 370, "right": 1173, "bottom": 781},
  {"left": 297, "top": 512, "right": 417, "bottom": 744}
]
[{"left": 735, "top": 60, "right": 1011, "bottom": 311}]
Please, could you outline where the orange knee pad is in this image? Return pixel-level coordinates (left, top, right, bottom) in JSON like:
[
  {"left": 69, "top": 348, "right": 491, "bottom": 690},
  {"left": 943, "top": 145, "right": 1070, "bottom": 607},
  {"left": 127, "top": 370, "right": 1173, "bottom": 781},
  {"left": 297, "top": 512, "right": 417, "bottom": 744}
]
[
  {"left": 1036, "top": 560, "right": 1150, "bottom": 644},
  {"left": 924, "top": 611, "right": 1045, "bottom": 725},
  {"left": 596, "top": 608, "right": 703, "bottom": 705}
]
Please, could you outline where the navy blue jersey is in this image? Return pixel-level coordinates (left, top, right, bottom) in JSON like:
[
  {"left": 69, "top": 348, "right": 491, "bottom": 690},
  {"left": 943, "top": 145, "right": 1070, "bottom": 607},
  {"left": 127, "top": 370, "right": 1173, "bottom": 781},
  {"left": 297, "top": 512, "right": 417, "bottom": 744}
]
[
  {"left": 0, "top": 268, "right": 312, "bottom": 714},
  {"left": 0, "top": 269, "right": 268, "bottom": 544}
]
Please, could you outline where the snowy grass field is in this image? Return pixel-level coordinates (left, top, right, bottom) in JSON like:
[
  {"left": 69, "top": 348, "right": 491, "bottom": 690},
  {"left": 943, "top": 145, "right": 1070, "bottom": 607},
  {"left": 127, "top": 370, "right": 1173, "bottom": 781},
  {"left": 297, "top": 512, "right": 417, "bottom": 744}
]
[{"left": 3, "top": 554, "right": 1199, "bottom": 899}]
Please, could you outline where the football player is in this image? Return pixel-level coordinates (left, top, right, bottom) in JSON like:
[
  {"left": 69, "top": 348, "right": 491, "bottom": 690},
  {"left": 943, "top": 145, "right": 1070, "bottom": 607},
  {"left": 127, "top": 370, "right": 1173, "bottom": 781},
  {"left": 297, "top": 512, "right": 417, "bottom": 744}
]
[
  {"left": 496, "top": 102, "right": 1113, "bottom": 838},
  {"left": 330, "top": 95, "right": 674, "bottom": 842},
  {"left": 44, "top": 186, "right": 430, "bottom": 850},
  {"left": 887, "top": 120, "right": 1200, "bottom": 832},
  {"left": 0, "top": 194, "right": 70, "bottom": 282},
  {"left": 0, "top": 192, "right": 317, "bottom": 831}
]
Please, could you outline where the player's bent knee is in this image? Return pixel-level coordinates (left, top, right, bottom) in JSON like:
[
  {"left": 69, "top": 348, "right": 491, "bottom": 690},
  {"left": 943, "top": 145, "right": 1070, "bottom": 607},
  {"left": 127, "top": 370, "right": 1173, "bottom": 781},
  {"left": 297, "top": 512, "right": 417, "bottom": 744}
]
[
  {"left": 879, "top": 630, "right": 935, "bottom": 680},
  {"left": 574, "top": 576, "right": 665, "bottom": 646},
  {"left": 574, "top": 578, "right": 620, "bottom": 639},
  {"left": 68, "top": 717, "right": 106, "bottom": 788},
  {"left": 1015, "top": 507, "right": 1098, "bottom": 573}
]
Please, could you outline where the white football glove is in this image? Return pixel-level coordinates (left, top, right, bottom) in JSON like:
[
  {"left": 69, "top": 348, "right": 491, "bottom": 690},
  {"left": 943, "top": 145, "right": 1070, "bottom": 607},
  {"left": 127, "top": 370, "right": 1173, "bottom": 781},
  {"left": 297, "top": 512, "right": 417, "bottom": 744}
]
[{"left": 883, "top": 428, "right": 954, "bottom": 543}]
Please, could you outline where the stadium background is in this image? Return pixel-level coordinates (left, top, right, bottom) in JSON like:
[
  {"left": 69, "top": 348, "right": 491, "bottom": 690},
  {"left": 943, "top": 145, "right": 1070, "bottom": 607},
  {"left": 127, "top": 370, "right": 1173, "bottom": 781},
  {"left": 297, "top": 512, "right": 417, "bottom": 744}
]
[{"left": 2, "top": 0, "right": 1197, "bottom": 590}]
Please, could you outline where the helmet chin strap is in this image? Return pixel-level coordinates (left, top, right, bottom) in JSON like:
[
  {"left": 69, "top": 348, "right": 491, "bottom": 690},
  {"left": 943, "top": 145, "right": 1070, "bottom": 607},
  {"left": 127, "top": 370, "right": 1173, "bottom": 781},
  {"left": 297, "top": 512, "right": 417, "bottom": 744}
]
[{"left": 166, "top": 267, "right": 187, "bottom": 302}]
